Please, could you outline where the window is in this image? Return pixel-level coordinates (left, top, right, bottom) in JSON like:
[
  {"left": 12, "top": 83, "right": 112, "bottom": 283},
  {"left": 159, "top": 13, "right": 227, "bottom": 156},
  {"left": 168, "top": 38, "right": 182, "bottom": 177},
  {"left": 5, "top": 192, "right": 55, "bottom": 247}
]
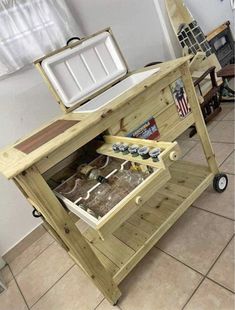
[{"left": 0, "top": 0, "right": 79, "bottom": 77}]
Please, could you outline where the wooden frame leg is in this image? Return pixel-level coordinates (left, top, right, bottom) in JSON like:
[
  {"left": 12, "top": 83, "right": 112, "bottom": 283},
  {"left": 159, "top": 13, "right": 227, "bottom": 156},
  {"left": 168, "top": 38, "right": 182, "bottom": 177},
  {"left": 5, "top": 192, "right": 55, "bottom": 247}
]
[
  {"left": 180, "top": 64, "right": 219, "bottom": 175},
  {"left": 15, "top": 166, "right": 121, "bottom": 305}
]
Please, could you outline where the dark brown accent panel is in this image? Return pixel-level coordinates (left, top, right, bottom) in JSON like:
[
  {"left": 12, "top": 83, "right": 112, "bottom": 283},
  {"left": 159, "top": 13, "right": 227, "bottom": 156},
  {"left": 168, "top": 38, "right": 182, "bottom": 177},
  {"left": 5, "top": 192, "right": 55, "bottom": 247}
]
[{"left": 15, "top": 120, "right": 79, "bottom": 154}]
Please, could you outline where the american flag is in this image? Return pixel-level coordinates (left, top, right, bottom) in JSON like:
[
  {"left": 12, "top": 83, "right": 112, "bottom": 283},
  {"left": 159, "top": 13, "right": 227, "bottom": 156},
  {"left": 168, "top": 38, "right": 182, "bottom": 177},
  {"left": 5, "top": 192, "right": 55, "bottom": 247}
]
[
  {"left": 175, "top": 91, "right": 190, "bottom": 117},
  {"left": 171, "top": 79, "right": 191, "bottom": 118}
]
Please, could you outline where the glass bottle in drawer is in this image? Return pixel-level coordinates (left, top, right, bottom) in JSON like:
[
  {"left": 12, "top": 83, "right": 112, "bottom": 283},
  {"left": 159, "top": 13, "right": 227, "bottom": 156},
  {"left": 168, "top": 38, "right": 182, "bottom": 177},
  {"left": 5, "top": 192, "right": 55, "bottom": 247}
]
[
  {"left": 56, "top": 158, "right": 149, "bottom": 219},
  {"left": 54, "top": 138, "right": 180, "bottom": 238}
]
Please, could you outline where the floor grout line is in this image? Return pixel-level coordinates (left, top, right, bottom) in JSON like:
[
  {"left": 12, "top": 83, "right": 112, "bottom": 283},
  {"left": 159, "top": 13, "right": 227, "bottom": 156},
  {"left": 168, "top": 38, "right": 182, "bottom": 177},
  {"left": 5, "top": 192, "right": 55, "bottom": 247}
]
[
  {"left": 180, "top": 234, "right": 235, "bottom": 309},
  {"left": 210, "top": 140, "right": 234, "bottom": 144},
  {"left": 191, "top": 205, "right": 235, "bottom": 222},
  {"left": 219, "top": 149, "right": 235, "bottom": 167},
  {"left": 155, "top": 247, "right": 205, "bottom": 277},
  {"left": 206, "top": 276, "right": 235, "bottom": 294},
  {"left": 178, "top": 114, "right": 234, "bottom": 142},
  {"left": 204, "top": 234, "right": 234, "bottom": 277},
  {"left": 180, "top": 142, "right": 199, "bottom": 159},
  {"left": 221, "top": 172, "right": 235, "bottom": 176},
  {"left": 11, "top": 240, "right": 56, "bottom": 279},
  {"left": 94, "top": 298, "right": 105, "bottom": 309},
  {"left": 181, "top": 278, "right": 205, "bottom": 310},
  {"left": 180, "top": 139, "right": 235, "bottom": 145},
  {"left": 7, "top": 264, "right": 30, "bottom": 310},
  {"left": 202, "top": 139, "right": 234, "bottom": 145},
  {"left": 93, "top": 297, "right": 123, "bottom": 309},
  {"left": 180, "top": 139, "right": 234, "bottom": 173},
  {"left": 28, "top": 263, "right": 75, "bottom": 309}
]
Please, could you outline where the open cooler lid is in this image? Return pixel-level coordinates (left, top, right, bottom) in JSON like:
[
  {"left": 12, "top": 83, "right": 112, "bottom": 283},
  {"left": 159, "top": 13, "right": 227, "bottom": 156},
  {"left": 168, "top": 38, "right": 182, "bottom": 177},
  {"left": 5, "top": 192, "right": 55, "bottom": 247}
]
[{"left": 40, "top": 30, "right": 128, "bottom": 110}]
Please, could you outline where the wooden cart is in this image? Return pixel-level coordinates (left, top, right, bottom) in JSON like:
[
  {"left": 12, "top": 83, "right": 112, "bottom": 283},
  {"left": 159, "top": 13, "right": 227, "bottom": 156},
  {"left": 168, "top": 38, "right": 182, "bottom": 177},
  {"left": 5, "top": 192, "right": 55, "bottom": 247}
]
[{"left": 0, "top": 29, "right": 228, "bottom": 305}]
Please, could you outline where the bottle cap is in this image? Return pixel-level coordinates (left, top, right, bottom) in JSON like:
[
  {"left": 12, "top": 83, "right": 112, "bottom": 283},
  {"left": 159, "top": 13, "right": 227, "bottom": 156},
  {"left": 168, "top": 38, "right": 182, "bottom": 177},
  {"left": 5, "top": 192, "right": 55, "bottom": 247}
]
[
  {"left": 138, "top": 146, "right": 150, "bottom": 159},
  {"left": 128, "top": 144, "right": 140, "bottom": 156},
  {"left": 112, "top": 142, "right": 122, "bottom": 152},
  {"left": 119, "top": 143, "right": 129, "bottom": 154},
  {"left": 149, "top": 148, "right": 161, "bottom": 161}
]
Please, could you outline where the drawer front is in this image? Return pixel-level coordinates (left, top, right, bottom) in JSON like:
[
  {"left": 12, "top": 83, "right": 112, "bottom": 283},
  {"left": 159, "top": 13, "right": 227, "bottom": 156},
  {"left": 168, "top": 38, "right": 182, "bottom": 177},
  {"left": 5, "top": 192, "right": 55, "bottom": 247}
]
[
  {"left": 57, "top": 167, "right": 171, "bottom": 239},
  {"left": 97, "top": 168, "right": 171, "bottom": 237}
]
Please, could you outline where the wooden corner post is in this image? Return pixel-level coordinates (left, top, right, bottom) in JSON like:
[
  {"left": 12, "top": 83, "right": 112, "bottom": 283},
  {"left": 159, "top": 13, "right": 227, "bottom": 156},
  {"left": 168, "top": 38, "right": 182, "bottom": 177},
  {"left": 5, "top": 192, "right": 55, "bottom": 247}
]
[
  {"left": 180, "top": 63, "right": 219, "bottom": 175},
  {"left": 15, "top": 166, "right": 121, "bottom": 305}
]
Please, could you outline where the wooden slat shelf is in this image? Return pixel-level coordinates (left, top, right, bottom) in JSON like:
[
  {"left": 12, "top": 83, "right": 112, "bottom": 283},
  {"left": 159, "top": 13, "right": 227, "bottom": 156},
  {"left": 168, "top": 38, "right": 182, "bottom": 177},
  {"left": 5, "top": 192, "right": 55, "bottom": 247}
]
[{"left": 82, "top": 160, "right": 214, "bottom": 284}]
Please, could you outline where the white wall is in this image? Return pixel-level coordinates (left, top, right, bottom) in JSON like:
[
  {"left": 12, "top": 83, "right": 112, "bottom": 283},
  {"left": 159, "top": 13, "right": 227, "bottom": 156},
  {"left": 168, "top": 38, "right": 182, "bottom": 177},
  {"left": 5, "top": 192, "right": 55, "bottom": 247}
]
[
  {"left": 67, "top": 0, "right": 173, "bottom": 70},
  {"left": 0, "top": 67, "right": 61, "bottom": 256},
  {"left": 158, "top": 0, "right": 182, "bottom": 57},
  {"left": 185, "top": 0, "right": 234, "bottom": 36}
]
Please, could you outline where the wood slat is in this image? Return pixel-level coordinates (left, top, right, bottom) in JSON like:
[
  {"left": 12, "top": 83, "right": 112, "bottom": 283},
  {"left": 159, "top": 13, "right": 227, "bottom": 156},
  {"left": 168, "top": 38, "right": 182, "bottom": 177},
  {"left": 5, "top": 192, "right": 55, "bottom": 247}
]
[
  {"left": 89, "top": 244, "right": 120, "bottom": 276},
  {"left": 159, "top": 182, "right": 194, "bottom": 201},
  {"left": 136, "top": 198, "right": 181, "bottom": 227},
  {"left": 83, "top": 230, "right": 135, "bottom": 268},
  {"left": 113, "top": 222, "right": 150, "bottom": 252},
  {"left": 169, "top": 170, "right": 207, "bottom": 190},
  {"left": 170, "top": 160, "right": 211, "bottom": 177},
  {"left": 127, "top": 214, "right": 156, "bottom": 235}
]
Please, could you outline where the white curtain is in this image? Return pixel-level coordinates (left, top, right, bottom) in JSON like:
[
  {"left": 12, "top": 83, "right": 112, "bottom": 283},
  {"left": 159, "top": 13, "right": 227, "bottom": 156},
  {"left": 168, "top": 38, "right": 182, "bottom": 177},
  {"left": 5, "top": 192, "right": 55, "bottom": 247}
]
[{"left": 0, "top": 0, "right": 80, "bottom": 77}]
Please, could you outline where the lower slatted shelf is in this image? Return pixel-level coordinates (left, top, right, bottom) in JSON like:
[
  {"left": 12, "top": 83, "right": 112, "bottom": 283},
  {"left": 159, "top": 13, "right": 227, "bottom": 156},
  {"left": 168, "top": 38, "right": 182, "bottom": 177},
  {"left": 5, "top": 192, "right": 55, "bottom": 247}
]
[{"left": 81, "top": 160, "right": 214, "bottom": 284}]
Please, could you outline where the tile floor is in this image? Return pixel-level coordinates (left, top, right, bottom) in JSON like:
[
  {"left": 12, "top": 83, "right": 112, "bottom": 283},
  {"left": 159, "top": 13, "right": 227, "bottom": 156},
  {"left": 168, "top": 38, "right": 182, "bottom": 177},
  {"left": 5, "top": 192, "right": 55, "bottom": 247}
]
[{"left": 0, "top": 104, "right": 234, "bottom": 310}]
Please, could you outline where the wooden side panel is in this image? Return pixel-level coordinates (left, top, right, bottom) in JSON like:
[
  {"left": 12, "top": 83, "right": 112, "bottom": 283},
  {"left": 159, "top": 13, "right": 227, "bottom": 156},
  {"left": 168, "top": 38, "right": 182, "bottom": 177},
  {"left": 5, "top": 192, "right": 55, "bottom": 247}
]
[{"left": 108, "top": 66, "right": 195, "bottom": 142}]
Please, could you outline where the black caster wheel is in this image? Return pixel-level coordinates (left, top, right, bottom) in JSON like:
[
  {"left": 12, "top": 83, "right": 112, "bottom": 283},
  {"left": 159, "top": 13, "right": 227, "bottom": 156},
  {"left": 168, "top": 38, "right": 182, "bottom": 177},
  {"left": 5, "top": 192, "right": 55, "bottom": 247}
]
[{"left": 213, "top": 173, "right": 228, "bottom": 193}]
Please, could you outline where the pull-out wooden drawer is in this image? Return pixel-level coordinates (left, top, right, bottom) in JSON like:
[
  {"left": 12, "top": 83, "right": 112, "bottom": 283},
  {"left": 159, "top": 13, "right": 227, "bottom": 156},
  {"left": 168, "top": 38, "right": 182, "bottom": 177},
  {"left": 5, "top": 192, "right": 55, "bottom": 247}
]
[{"left": 54, "top": 137, "right": 181, "bottom": 238}]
